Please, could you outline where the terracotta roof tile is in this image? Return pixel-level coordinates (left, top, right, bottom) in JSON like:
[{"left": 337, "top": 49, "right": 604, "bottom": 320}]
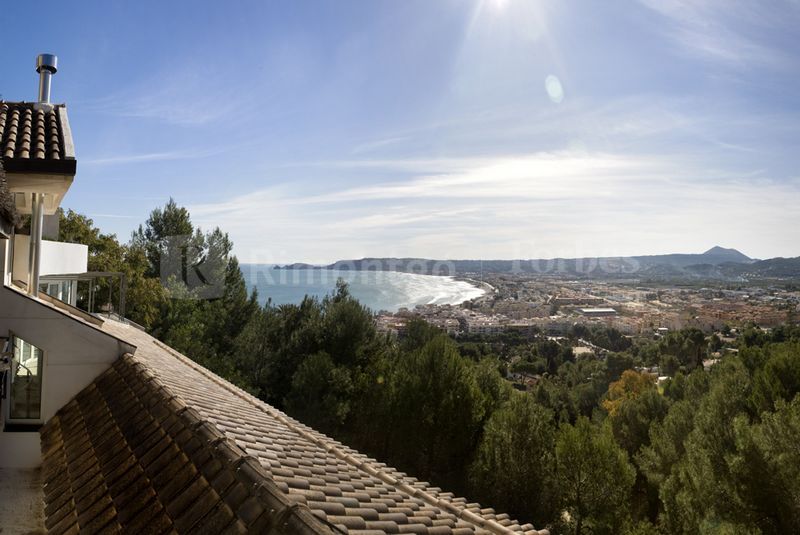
[
  {"left": 0, "top": 101, "right": 75, "bottom": 174},
  {"left": 40, "top": 320, "right": 550, "bottom": 534},
  {"left": 41, "top": 357, "right": 337, "bottom": 534}
]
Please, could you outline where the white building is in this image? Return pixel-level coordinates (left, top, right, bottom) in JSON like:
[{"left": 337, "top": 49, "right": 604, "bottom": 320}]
[
  {"left": 466, "top": 316, "right": 504, "bottom": 336},
  {"left": 579, "top": 307, "right": 618, "bottom": 318},
  {"left": 1, "top": 56, "right": 132, "bottom": 470}
]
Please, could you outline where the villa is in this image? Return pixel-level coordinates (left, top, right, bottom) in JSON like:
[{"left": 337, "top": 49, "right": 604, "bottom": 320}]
[{"left": 0, "top": 56, "right": 548, "bottom": 534}]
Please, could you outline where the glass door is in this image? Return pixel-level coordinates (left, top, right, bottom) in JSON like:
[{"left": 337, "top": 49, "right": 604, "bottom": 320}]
[{"left": 6, "top": 336, "right": 44, "bottom": 422}]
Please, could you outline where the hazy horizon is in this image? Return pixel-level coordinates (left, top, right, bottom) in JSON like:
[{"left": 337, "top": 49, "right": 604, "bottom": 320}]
[
  {"left": 244, "top": 244, "right": 768, "bottom": 266},
  {"left": 5, "top": 0, "right": 800, "bottom": 263}
]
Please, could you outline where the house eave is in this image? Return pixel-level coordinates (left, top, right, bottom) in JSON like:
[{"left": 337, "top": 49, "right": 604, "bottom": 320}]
[
  {"left": 1, "top": 157, "right": 76, "bottom": 175},
  {"left": 6, "top": 171, "right": 75, "bottom": 215}
]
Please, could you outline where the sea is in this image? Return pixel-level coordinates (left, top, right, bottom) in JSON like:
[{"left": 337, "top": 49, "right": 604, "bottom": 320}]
[{"left": 241, "top": 266, "right": 485, "bottom": 313}]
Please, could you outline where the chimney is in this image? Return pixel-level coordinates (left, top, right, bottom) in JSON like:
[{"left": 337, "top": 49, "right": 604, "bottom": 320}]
[
  {"left": 35, "top": 53, "right": 58, "bottom": 103},
  {"left": 28, "top": 53, "right": 58, "bottom": 295}
]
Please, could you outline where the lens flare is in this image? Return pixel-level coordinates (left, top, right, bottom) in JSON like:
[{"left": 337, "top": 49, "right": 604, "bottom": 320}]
[{"left": 545, "top": 74, "right": 564, "bottom": 103}]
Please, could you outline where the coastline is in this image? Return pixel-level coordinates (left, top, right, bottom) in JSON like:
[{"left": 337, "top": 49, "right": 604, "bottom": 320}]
[
  {"left": 242, "top": 266, "right": 485, "bottom": 311},
  {"left": 457, "top": 276, "right": 496, "bottom": 295}
]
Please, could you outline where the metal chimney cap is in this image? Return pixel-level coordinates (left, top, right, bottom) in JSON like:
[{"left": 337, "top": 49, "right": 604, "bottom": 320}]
[{"left": 36, "top": 54, "right": 58, "bottom": 74}]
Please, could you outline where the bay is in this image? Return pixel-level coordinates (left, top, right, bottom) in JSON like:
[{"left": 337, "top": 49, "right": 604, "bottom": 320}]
[{"left": 241, "top": 266, "right": 485, "bottom": 312}]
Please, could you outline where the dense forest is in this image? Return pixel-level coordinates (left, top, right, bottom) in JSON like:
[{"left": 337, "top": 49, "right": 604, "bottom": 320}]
[{"left": 58, "top": 200, "right": 800, "bottom": 535}]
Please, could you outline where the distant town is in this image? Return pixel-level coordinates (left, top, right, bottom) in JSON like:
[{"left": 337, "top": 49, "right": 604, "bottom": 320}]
[
  {"left": 378, "top": 275, "right": 798, "bottom": 339},
  {"left": 355, "top": 248, "right": 800, "bottom": 394}
]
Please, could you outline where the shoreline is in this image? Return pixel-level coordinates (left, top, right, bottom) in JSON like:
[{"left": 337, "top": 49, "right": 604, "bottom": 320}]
[
  {"left": 456, "top": 276, "right": 496, "bottom": 295},
  {"left": 242, "top": 266, "right": 486, "bottom": 311}
]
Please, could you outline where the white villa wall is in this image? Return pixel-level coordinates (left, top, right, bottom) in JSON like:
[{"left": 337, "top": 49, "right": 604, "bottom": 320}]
[
  {"left": 11, "top": 235, "right": 88, "bottom": 283},
  {"left": 0, "top": 239, "right": 10, "bottom": 286},
  {"left": 0, "top": 286, "right": 133, "bottom": 468}
]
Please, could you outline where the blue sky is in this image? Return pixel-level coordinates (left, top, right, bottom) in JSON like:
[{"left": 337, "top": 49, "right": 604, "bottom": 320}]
[{"left": 3, "top": 0, "right": 799, "bottom": 262}]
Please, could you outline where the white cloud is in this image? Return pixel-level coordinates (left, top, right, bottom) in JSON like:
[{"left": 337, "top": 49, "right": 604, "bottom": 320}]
[
  {"left": 351, "top": 136, "right": 411, "bottom": 155},
  {"left": 188, "top": 151, "right": 800, "bottom": 263},
  {"left": 82, "top": 149, "right": 217, "bottom": 165},
  {"left": 81, "top": 62, "right": 249, "bottom": 126},
  {"left": 637, "top": 0, "right": 796, "bottom": 68}
]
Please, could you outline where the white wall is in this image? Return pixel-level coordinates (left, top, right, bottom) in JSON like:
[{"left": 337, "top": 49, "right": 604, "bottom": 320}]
[
  {"left": 11, "top": 235, "right": 88, "bottom": 283},
  {"left": 0, "top": 434, "right": 41, "bottom": 470},
  {"left": 0, "top": 239, "right": 9, "bottom": 286},
  {"left": 40, "top": 239, "right": 88, "bottom": 275},
  {"left": 0, "top": 286, "right": 133, "bottom": 468}
]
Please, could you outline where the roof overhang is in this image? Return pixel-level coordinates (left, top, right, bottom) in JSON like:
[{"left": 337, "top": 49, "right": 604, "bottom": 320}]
[
  {"left": 7, "top": 172, "right": 74, "bottom": 215},
  {"left": 1, "top": 157, "right": 76, "bottom": 175},
  {"left": 1, "top": 104, "right": 76, "bottom": 215}
]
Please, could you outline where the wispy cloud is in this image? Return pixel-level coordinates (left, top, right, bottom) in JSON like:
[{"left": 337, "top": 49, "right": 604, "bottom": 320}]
[
  {"left": 79, "top": 62, "right": 249, "bottom": 126},
  {"left": 351, "top": 136, "right": 410, "bottom": 155},
  {"left": 48, "top": 0, "right": 799, "bottom": 262},
  {"left": 637, "top": 0, "right": 797, "bottom": 68},
  {"left": 87, "top": 213, "right": 140, "bottom": 219},
  {"left": 189, "top": 151, "right": 800, "bottom": 263},
  {"left": 82, "top": 149, "right": 218, "bottom": 165}
]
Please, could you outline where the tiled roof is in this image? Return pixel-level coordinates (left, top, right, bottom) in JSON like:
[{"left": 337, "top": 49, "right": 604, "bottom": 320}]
[
  {"left": 0, "top": 101, "right": 76, "bottom": 174},
  {"left": 41, "top": 356, "right": 332, "bottom": 534},
  {"left": 41, "top": 321, "right": 549, "bottom": 535}
]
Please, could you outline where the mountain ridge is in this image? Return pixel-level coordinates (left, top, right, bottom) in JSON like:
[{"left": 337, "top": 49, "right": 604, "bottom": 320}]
[
  {"left": 275, "top": 245, "right": 753, "bottom": 270},
  {"left": 267, "top": 247, "right": 800, "bottom": 281}
]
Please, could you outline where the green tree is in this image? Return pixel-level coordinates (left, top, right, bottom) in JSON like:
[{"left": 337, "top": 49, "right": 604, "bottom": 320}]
[
  {"left": 537, "top": 339, "right": 565, "bottom": 374},
  {"left": 474, "top": 357, "right": 512, "bottom": 416},
  {"left": 280, "top": 281, "right": 387, "bottom": 433},
  {"left": 57, "top": 209, "right": 166, "bottom": 328},
  {"left": 58, "top": 208, "right": 126, "bottom": 308},
  {"left": 201, "top": 256, "right": 259, "bottom": 360},
  {"left": 708, "top": 333, "right": 723, "bottom": 353},
  {"left": 659, "top": 354, "right": 680, "bottom": 377},
  {"left": 131, "top": 198, "right": 194, "bottom": 278},
  {"left": 285, "top": 352, "right": 354, "bottom": 435},
  {"left": 657, "top": 360, "right": 752, "bottom": 532},
  {"left": 658, "top": 328, "right": 707, "bottom": 370},
  {"left": 130, "top": 199, "right": 257, "bottom": 381},
  {"left": 728, "top": 397, "right": 800, "bottom": 533},
  {"left": 610, "top": 388, "right": 669, "bottom": 457},
  {"left": 385, "top": 335, "right": 488, "bottom": 487},
  {"left": 122, "top": 244, "right": 167, "bottom": 329},
  {"left": 234, "top": 297, "right": 323, "bottom": 405},
  {"left": 320, "top": 279, "right": 384, "bottom": 368},
  {"left": 749, "top": 342, "right": 800, "bottom": 413},
  {"left": 402, "top": 317, "right": 442, "bottom": 351},
  {"left": 606, "top": 352, "right": 636, "bottom": 382},
  {"left": 555, "top": 417, "right": 636, "bottom": 535},
  {"left": 470, "top": 393, "right": 557, "bottom": 524}
]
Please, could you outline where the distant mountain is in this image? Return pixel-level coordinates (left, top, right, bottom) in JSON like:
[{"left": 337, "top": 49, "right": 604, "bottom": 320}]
[
  {"left": 275, "top": 262, "right": 320, "bottom": 270},
  {"left": 274, "top": 246, "right": 770, "bottom": 280},
  {"left": 719, "top": 257, "right": 800, "bottom": 279},
  {"left": 702, "top": 246, "right": 753, "bottom": 263},
  {"left": 631, "top": 246, "right": 753, "bottom": 269}
]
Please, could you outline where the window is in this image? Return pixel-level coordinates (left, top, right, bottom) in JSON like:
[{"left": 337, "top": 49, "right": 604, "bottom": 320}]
[
  {"left": 6, "top": 336, "right": 44, "bottom": 422},
  {"left": 41, "top": 280, "right": 77, "bottom": 306}
]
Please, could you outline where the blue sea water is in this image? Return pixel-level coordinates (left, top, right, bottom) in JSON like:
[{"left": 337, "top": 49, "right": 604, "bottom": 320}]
[{"left": 241, "top": 266, "right": 485, "bottom": 313}]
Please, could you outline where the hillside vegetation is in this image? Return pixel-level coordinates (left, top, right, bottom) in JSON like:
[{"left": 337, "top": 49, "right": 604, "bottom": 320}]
[{"left": 61, "top": 200, "right": 800, "bottom": 535}]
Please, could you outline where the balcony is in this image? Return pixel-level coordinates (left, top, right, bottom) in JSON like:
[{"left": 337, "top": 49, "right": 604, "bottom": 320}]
[{"left": 11, "top": 234, "right": 87, "bottom": 284}]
